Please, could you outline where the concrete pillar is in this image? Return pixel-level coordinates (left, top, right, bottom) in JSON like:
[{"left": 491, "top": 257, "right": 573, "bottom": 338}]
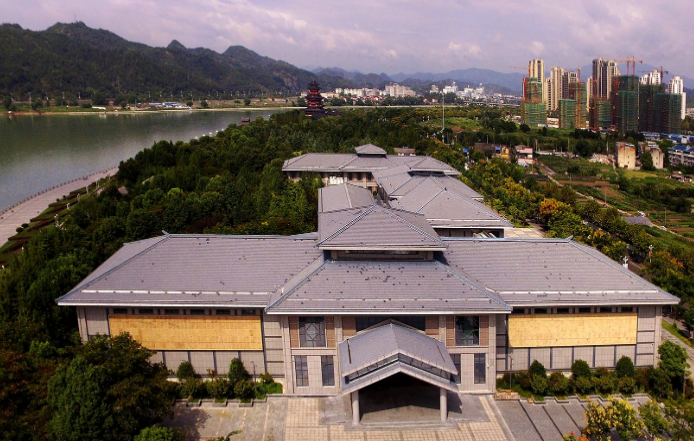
[
  {"left": 351, "top": 390, "right": 360, "bottom": 425},
  {"left": 440, "top": 388, "right": 448, "bottom": 422}
]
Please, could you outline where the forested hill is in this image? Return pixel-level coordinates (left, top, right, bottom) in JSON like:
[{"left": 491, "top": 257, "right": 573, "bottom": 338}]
[{"left": 0, "top": 22, "right": 373, "bottom": 98}]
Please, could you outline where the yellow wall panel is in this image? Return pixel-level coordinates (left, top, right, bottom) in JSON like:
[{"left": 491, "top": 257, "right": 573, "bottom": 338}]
[
  {"left": 508, "top": 313, "right": 637, "bottom": 348},
  {"left": 109, "top": 315, "right": 263, "bottom": 350}
]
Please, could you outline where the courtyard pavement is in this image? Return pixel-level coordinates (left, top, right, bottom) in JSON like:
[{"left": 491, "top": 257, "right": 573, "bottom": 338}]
[{"left": 167, "top": 393, "right": 655, "bottom": 441}]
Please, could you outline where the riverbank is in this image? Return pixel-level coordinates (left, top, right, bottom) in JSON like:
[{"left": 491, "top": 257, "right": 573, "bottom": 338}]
[
  {"left": 3, "top": 106, "right": 302, "bottom": 117},
  {"left": 0, "top": 167, "right": 118, "bottom": 250}
]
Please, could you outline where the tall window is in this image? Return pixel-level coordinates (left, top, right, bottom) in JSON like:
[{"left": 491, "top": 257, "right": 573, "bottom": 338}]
[
  {"left": 295, "top": 356, "right": 309, "bottom": 387},
  {"left": 321, "top": 356, "right": 335, "bottom": 386},
  {"left": 299, "top": 317, "right": 326, "bottom": 347},
  {"left": 455, "top": 316, "right": 480, "bottom": 346},
  {"left": 474, "top": 354, "right": 486, "bottom": 385}
]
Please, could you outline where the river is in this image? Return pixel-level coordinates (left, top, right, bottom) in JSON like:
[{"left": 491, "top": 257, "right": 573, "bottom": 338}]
[{"left": 0, "top": 109, "right": 288, "bottom": 211}]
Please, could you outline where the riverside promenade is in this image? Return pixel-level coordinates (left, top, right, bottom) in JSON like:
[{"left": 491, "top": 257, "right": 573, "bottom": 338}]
[{"left": 0, "top": 167, "right": 119, "bottom": 247}]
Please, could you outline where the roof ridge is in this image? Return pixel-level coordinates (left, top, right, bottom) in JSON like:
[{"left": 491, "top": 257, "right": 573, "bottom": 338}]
[
  {"left": 378, "top": 207, "right": 446, "bottom": 246},
  {"left": 415, "top": 187, "right": 445, "bottom": 213},
  {"left": 56, "top": 235, "right": 170, "bottom": 302},
  {"left": 344, "top": 183, "right": 352, "bottom": 208},
  {"left": 266, "top": 256, "right": 330, "bottom": 310},
  {"left": 318, "top": 205, "right": 377, "bottom": 245}
]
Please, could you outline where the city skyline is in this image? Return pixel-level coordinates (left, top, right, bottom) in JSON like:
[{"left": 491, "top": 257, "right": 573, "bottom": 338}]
[{"left": 2, "top": 0, "right": 693, "bottom": 77}]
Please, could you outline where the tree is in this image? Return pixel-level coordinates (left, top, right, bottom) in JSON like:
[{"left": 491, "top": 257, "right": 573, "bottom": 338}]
[
  {"left": 520, "top": 123, "right": 530, "bottom": 133},
  {"left": 228, "top": 358, "right": 250, "bottom": 386},
  {"left": 244, "top": 98, "right": 251, "bottom": 106},
  {"left": 583, "top": 398, "right": 644, "bottom": 441},
  {"left": 2, "top": 96, "right": 11, "bottom": 109},
  {"left": 31, "top": 98, "right": 43, "bottom": 111},
  {"left": 658, "top": 340, "right": 688, "bottom": 392},
  {"left": 639, "top": 400, "right": 670, "bottom": 440},
  {"left": 134, "top": 426, "right": 186, "bottom": 441},
  {"left": 47, "top": 334, "right": 175, "bottom": 441},
  {"left": 529, "top": 360, "right": 547, "bottom": 378},
  {"left": 176, "top": 360, "right": 196, "bottom": 380},
  {"left": 683, "top": 309, "right": 694, "bottom": 342},
  {"left": 641, "top": 152, "right": 655, "bottom": 171},
  {"left": 615, "top": 355, "right": 635, "bottom": 378},
  {"left": 571, "top": 359, "right": 592, "bottom": 380},
  {"left": 200, "top": 100, "right": 209, "bottom": 108}
]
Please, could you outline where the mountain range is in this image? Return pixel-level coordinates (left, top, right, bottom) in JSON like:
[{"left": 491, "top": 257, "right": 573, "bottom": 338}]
[{"left": 1, "top": 22, "right": 690, "bottom": 101}]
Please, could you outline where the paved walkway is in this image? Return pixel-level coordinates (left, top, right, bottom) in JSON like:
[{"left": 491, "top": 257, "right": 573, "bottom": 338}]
[
  {"left": 496, "top": 395, "right": 651, "bottom": 441},
  {"left": 0, "top": 167, "right": 118, "bottom": 247},
  {"left": 168, "top": 394, "right": 513, "bottom": 440}
]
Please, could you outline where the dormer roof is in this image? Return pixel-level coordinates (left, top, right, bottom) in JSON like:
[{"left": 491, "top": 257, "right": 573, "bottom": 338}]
[
  {"left": 317, "top": 204, "right": 447, "bottom": 251},
  {"left": 355, "top": 143, "right": 387, "bottom": 156}
]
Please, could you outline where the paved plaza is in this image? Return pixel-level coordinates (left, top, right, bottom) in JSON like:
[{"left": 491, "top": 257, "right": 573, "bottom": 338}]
[{"left": 167, "top": 393, "right": 655, "bottom": 441}]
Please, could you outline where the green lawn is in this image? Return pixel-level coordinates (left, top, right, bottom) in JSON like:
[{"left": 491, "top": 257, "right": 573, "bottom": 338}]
[{"left": 662, "top": 321, "right": 694, "bottom": 349}]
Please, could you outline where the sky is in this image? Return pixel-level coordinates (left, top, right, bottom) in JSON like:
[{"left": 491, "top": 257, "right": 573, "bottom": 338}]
[{"left": 2, "top": 0, "right": 693, "bottom": 78}]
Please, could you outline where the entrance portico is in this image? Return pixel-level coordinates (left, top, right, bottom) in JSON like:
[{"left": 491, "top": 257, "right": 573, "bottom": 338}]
[{"left": 338, "top": 323, "right": 458, "bottom": 425}]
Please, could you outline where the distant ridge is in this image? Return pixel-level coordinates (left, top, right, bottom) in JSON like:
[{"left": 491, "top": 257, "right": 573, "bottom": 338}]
[
  {"left": 0, "top": 22, "right": 378, "bottom": 97},
  {"left": 390, "top": 68, "right": 525, "bottom": 93}
]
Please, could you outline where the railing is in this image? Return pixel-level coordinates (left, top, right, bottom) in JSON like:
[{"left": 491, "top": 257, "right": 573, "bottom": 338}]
[{"left": 0, "top": 166, "right": 119, "bottom": 219}]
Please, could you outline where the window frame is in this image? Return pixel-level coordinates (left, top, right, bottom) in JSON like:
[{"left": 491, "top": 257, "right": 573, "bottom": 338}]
[
  {"left": 295, "top": 356, "right": 309, "bottom": 387},
  {"left": 455, "top": 316, "right": 480, "bottom": 346},
  {"left": 299, "top": 316, "right": 327, "bottom": 348},
  {"left": 474, "top": 353, "right": 486, "bottom": 385},
  {"left": 321, "top": 356, "right": 335, "bottom": 387}
]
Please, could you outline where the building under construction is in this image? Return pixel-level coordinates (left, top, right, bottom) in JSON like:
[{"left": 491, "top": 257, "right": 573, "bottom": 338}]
[
  {"left": 654, "top": 93, "right": 683, "bottom": 134},
  {"left": 521, "top": 77, "right": 547, "bottom": 127},
  {"left": 559, "top": 81, "right": 587, "bottom": 129},
  {"left": 559, "top": 99, "right": 576, "bottom": 129},
  {"left": 638, "top": 84, "right": 666, "bottom": 132},
  {"left": 611, "top": 76, "right": 639, "bottom": 134},
  {"left": 589, "top": 98, "right": 612, "bottom": 130}
]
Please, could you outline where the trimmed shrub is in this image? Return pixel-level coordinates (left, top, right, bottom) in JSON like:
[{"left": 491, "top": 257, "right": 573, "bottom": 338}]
[
  {"left": 575, "top": 376, "right": 593, "bottom": 395},
  {"left": 234, "top": 380, "right": 255, "bottom": 401},
  {"left": 228, "top": 358, "right": 250, "bottom": 386},
  {"left": 259, "top": 372, "right": 274, "bottom": 385},
  {"left": 176, "top": 361, "right": 196, "bottom": 381},
  {"left": 647, "top": 367, "right": 672, "bottom": 398},
  {"left": 206, "top": 377, "right": 231, "bottom": 400},
  {"left": 594, "top": 375, "right": 616, "bottom": 394},
  {"left": 529, "top": 360, "right": 547, "bottom": 378},
  {"left": 530, "top": 374, "right": 548, "bottom": 396},
  {"left": 571, "top": 360, "right": 592, "bottom": 380},
  {"left": 618, "top": 376, "right": 637, "bottom": 394},
  {"left": 634, "top": 368, "right": 650, "bottom": 392},
  {"left": 594, "top": 367, "right": 611, "bottom": 378},
  {"left": 515, "top": 371, "right": 532, "bottom": 390},
  {"left": 548, "top": 372, "right": 571, "bottom": 396},
  {"left": 180, "top": 377, "right": 203, "bottom": 398},
  {"left": 615, "top": 356, "right": 635, "bottom": 378}
]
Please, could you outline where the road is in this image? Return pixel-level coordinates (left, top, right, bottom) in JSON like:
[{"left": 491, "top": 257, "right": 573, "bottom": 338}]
[{"left": 0, "top": 167, "right": 119, "bottom": 248}]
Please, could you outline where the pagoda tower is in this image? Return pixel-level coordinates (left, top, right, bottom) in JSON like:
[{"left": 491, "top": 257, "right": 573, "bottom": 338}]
[{"left": 304, "top": 80, "right": 326, "bottom": 117}]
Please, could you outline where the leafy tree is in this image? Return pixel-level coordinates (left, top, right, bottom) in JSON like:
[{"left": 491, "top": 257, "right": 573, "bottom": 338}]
[
  {"left": 639, "top": 400, "right": 669, "bottom": 439},
  {"left": 648, "top": 367, "right": 673, "bottom": 398},
  {"left": 548, "top": 372, "right": 571, "bottom": 395},
  {"left": 615, "top": 355, "right": 635, "bottom": 378},
  {"left": 47, "top": 334, "right": 174, "bottom": 441},
  {"left": 530, "top": 374, "right": 548, "bottom": 396},
  {"left": 200, "top": 100, "right": 209, "bottom": 108},
  {"left": 683, "top": 308, "right": 694, "bottom": 342},
  {"left": 571, "top": 359, "right": 592, "bottom": 380},
  {"left": 641, "top": 152, "right": 655, "bottom": 171},
  {"left": 176, "top": 360, "right": 196, "bottom": 381},
  {"left": 658, "top": 340, "right": 688, "bottom": 391},
  {"left": 233, "top": 380, "right": 255, "bottom": 401},
  {"left": 583, "top": 398, "right": 644, "bottom": 441},
  {"left": 244, "top": 98, "right": 251, "bottom": 106},
  {"left": 664, "top": 398, "right": 694, "bottom": 440},
  {"left": 2, "top": 96, "right": 11, "bottom": 109},
  {"left": 134, "top": 426, "right": 186, "bottom": 441},
  {"left": 228, "top": 358, "right": 250, "bottom": 386},
  {"left": 520, "top": 123, "right": 530, "bottom": 133},
  {"left": 529, "top": 360, "right": 546, "bottom": 378},
  {"left": 575, "top": 376, "right": 593, "bottom": 395},
  {"left": 206, "top": 377, "right": 231, "bottom": 401},
  {"left": 31, "top": 98, "right": 43, "bottom": 111}
]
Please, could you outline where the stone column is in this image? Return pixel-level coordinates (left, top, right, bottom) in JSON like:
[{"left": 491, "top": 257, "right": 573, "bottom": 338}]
[
  {"left": 440, "top": 388, "right": 448, "bottom": 422},
  {"left": 351, "top": 391, "right": 360, "bottom": 425}
]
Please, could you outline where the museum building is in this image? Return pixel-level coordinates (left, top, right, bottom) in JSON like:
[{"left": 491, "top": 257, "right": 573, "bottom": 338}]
[{"left": 57, "top": 144, "right": 678, "bottom": 422}]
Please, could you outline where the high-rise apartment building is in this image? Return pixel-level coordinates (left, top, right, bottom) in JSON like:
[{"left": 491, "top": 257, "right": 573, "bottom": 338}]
[
  {"left": 592, "top": 58, "right": 620, "bottom": 98},
  {"left": 612, "top": 76, "right": 639, "bottom": 134},
  {"left": 528, "top": 59, "right": 547, "bottom": 104},
  {"left": 640, "top": 70, "right": 661, "bottom": 86},
  {"left": 668, "top": 76, "right": 686, "bottom": 120},
  {"left": 549, "top": 66, "right": 565, "bottom": 112}
]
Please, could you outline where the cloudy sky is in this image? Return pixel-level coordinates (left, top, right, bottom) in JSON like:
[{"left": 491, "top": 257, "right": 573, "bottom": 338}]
[{"left": 3, "top": 0, "right": 693, "bottom": 77}]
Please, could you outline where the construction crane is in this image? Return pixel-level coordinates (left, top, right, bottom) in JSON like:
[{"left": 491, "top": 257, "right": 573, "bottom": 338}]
[{"left": 614, "top": 56, "right": 643, "bottom": 76}]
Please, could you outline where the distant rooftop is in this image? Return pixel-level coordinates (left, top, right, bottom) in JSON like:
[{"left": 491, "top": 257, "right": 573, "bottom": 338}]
[
  {"left": 318, "top": 183, "right": 374, "bottom": 213},
  {"left": 355, "top": 143, "right": 387, "bottom": 156}
]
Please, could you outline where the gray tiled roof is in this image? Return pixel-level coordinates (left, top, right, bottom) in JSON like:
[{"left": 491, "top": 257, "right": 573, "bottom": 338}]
[
  {"left": 355, "top": 144, "right": 387, "bottom": 155},
  {"left": 623, "top": 216, "right": 653, "bottom": 226},
  {"left": 56, "top": 234, "right": 322, "bottom": 307},
  {"left": 318, "top": 183, "right": 374, "bottom": 213},
  {"left": 371, "top": 166, "right": 414, "bottom": 194},
  {"left": 388, "top": 175, "right": 483, "bottom": 200},
  {"left": 441, "top": 238, "right": 679, "bottom": 306},
  {"left": 391, "top": 187, "right": 512, "bottom": 229},
  {"left": 282, "top": 151, "right": 459, "bottom": 175},
  {"left": 266, "top": 259, "right": 511, "bottom": 314},
  {"left": 340, "top": 323, "right": 457, "bottom": 375},
  {"left": 317, "top": 205, "right": 447, "bottom": 250}
]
